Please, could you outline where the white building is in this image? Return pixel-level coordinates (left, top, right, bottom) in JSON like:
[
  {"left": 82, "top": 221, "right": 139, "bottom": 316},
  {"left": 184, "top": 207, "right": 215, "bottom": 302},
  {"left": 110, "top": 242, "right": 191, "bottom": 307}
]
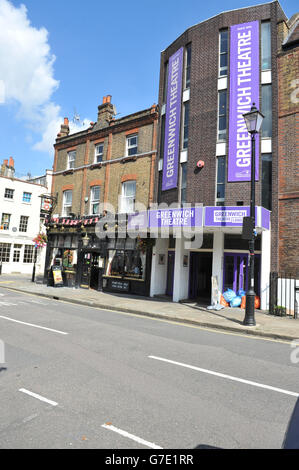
[{"left": 0, "top": 158, "right": 51, "bottom": 275}]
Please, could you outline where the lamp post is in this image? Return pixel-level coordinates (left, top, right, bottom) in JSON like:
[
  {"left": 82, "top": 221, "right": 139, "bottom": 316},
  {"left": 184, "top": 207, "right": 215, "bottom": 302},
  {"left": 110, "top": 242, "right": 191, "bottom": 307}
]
[
  {"left": 242, "top": 103, "right": 264, "bottom": 326},
  {"left": 32, "top": 245, "right": 38, "bottom": 283}
]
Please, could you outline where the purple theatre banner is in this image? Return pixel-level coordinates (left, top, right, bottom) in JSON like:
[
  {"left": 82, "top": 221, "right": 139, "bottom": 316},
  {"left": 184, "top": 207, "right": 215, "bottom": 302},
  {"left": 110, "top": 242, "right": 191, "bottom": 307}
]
[
  {"left": 228, "top": 21, "right": 259, "bottom": 182},
  {"left": 162, "top": 47, "right": 184, "bottom": 191}
]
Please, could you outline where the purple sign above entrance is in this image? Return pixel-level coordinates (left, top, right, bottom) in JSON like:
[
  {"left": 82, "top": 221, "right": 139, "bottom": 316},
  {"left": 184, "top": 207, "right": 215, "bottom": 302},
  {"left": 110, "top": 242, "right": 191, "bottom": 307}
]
[
  {"left": 149, "top": 207, "right": 203, "bottom": 228},
  {"left": 162, "top": 47, "right": 184, "bottom": 191},
  {"left": 205, "top": 206, "right": 270, "bottom": 229},
  {"left": 228, "top": 21, "right": 260, "bottom": 182}
]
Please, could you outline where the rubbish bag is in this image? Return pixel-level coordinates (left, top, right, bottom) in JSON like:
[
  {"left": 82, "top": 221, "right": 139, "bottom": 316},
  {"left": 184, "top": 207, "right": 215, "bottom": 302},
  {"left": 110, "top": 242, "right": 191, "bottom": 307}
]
[
  {"left": 230, "top": 296, "right": 242, "bottom": 308},
  {"left": 237, "top": 289, "right": 246, "bottom": 297},
  {"left": 220, "top": 295, "right": 229, "bottom": 307},
  {"left": 223, "top": 289, "right": 236, "bottom": 303}
]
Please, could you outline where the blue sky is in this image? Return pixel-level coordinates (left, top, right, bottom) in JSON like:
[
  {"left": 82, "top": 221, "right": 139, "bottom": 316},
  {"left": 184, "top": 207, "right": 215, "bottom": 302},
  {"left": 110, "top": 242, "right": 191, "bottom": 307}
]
[{"left": 0, "top": 0, "right": 297, "bottom": 177}]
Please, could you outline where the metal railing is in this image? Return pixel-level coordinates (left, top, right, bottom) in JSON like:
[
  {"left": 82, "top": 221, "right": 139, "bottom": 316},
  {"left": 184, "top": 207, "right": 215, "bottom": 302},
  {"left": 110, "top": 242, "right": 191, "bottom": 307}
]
[{"left": 269, "top": 272, "right": 299, "bottom": 319}]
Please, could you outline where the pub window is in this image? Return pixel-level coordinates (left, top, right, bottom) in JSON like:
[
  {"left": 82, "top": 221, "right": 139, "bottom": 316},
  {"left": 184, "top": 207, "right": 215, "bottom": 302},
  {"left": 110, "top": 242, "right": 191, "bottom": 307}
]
[
  {"left": 90, "top": 186, "right": 100, "bottom": 215},
  {"left": 217, "top": 90, "right": 227, "bottom": 141},
  {"left": 105, "top": 240, "right": 146, "bottom": 280},
  {"left": 126, "top": 134, "right": 138, "bottom": 156},
  {"left": 62, "top": 190, "right": 72, "bottom": 217},
  {"left": 219, "top": 30, "right": 228, "bottom": 77},
  {"left": 67, "top": 151, "right": 76, "bottom": 170},
  {"left": 120, "top": 181, "right": 136, "bottom": 214},
  {"left": 261, "top": 21, "right": 271, "bottom": 70},
  {"left": 262, "top": 154, "right": 272, "bottom": 211},
  {"left": 95, "top": 144, "right": 104, "bottom": 163},
  {"left": 261, "top": 85, "right": 272, "bottom": 138}
]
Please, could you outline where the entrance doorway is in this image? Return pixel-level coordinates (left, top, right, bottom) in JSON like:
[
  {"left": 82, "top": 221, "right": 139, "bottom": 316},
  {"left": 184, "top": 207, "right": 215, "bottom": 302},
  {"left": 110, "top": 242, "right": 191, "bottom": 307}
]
[
  {"left": 223, "top": 253, "right": 260, "bottom": 296},
  {"left": 189, "top": 252, "right": 213, "bottom": 300},
  {"left": 166, "top": 251, "right": 175, "bottom": 297},
  {"left": 80, "top": 252, "right": 104, "bottom": 290}
]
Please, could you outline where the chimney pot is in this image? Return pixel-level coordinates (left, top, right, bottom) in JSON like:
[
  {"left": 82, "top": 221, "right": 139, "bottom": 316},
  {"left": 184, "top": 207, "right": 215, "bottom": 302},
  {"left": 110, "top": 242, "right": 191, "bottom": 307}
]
[
  {"left": 106, "top": 95, "right": 111, "bottom": 103},
  {"left": 4, "top": 159, "right": 8, "bottom": 165},
  {"left": 9, "top": 157, "right": 14, "bottom": 168},
  {"left": 64, "top": 117, "right": 69, "bottom": 125},
  {"left": 103, "top": 96, "right": 107, "bottom": 104}
]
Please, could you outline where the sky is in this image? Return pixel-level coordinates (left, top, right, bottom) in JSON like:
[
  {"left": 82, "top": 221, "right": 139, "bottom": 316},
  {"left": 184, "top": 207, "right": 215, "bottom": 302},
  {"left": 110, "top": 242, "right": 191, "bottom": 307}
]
[{"left": 0, "top": 0, "right": 297, "bottom": 177}]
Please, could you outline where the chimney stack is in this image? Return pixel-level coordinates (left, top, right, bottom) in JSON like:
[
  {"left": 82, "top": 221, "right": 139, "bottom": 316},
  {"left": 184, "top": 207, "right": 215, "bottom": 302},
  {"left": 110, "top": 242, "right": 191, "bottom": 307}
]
[
  {"left": 57, "top": 117, "right": 70, "bottom": 138},
  {"left": 1, "top": 157, "right": 15, "bottom": 177},
  {"left": 97, "top": 95, "right": 114, "bottom": 128}
]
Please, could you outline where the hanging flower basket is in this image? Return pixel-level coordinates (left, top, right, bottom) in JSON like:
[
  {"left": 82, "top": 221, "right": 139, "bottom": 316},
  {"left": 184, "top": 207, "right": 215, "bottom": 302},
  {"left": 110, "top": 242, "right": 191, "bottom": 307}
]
[
  {"left": 136, "top": 236, "right": 155, "bottom": 253},
  {"left": 33, "top": 233, "right": 48, "bottom": 248}
]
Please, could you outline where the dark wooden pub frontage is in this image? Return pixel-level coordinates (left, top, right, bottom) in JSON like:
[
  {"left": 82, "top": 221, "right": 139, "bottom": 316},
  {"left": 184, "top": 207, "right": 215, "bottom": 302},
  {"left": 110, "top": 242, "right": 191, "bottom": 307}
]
[{"left": 44, "top": 214, "right": 153, "bottom": 296}]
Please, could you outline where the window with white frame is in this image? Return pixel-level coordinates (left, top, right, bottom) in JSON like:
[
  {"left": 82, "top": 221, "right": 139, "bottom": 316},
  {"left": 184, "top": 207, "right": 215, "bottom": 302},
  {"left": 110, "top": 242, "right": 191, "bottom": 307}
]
[
  {"left": 126, "top": 135, "right": 138, "bottom": 156},
  {"left": 67, "top": 150, "right": 76, "bottom": 169},
  {"left": 62, "top": 190, "right": 72, "bottom": 216},
  {"left": 94, "top": 144, "right": 104, "bottom": 163},
  {"left": 22, "top": 192, "right": 32, "bottom": 203},
  {"left": 13, "top": 244, "right": 22, "bottom": 262},
  {"left": 120, "top": 181, "right": 136, "bottom": 213},
  {"left": 4, "top": 188, "right": 14, "bottom": 199},
  {"left": 0, "top": 243, "right": 11, "bottom": 262},
  {"left": 90, "top": 186, "right": 100, "bottom": 215},
  {"left": 1, "top": 213, "right": 11, "bottom": 230},
  {"left": 19, "top": 215, "right": 29, "bottom": 232},
  {"left": 23, "top": 245, "right": 34, "bottom": 263}
]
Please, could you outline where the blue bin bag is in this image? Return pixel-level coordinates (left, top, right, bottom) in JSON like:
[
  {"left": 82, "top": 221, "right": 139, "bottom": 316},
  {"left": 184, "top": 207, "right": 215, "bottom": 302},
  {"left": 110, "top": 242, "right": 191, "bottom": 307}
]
[
  {"left": 237, "top": 289, "right": 246, "bottom": 297},
  {"left": 223, "top": 289, "right": 236, "bottom": 303},
  {"left": 230, "top": 296, "right": 242, "bottom": 308}
]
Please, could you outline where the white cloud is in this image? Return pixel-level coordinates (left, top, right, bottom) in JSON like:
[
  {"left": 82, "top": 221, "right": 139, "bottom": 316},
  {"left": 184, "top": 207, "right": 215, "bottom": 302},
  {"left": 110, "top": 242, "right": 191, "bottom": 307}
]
[{"left": 0, "top": 0, "right": 89, "bottom": 156}]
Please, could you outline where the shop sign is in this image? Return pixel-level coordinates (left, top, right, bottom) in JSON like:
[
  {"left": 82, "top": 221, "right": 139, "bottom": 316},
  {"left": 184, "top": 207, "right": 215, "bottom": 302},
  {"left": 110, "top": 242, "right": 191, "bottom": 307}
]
[
  {"left": 149, "top": 207, "right": 203, "bottom": 228},
  {"left": 52, "top": 266, "right": 63, "bottom": 286},
  {"left": 162, "top": 47, "right": 184, "bottom": 191},
  {"left": 228, "top": 21, "right": 259, "bottom": 182},
  {"left": 111, "top": 280, "right": 129, "bottom": 292}
]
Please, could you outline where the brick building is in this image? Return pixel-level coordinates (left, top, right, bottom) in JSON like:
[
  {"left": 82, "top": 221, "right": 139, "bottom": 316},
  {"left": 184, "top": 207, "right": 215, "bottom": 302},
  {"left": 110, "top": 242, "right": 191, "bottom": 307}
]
[
  {"left": 277, "top": 13, "right": 299, "bottom": 276},
  {"left": 149, "top": 1, "right": 298, "bottom": 310},
  {"left": 45, "top": 96, "right": 158, "bottom": 295}
]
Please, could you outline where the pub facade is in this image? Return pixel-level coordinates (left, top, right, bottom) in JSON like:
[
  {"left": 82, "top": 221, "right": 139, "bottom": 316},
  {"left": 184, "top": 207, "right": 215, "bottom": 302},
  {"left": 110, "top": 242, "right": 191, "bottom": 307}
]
[{"left": 44, "top": 96, "right": 158, "bottom": 296}]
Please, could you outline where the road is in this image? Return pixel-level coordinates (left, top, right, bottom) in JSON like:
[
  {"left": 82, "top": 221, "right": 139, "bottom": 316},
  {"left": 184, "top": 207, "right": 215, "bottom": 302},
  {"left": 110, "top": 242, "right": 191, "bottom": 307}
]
[{"left": 0, "top": 287, "right": 298, "bottom": 449}]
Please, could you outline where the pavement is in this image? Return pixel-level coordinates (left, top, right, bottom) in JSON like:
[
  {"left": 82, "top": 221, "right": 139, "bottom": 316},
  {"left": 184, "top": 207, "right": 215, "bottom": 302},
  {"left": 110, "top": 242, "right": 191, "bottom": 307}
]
[{"left": 0, "top": 273, "right": 299, "bottom": 343}]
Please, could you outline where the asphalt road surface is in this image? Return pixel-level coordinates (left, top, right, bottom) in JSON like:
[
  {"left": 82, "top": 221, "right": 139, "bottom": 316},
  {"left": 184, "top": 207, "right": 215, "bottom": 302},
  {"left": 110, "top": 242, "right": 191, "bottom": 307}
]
[{"left": 0, "top": 287, "right": 298, "bottom": 449}]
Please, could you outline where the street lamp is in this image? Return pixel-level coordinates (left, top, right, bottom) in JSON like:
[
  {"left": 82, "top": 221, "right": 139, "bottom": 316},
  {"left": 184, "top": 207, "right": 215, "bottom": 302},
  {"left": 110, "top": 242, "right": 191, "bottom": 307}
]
[{"left": 242, "top": 103, "right": 264, "bottom": 326}]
